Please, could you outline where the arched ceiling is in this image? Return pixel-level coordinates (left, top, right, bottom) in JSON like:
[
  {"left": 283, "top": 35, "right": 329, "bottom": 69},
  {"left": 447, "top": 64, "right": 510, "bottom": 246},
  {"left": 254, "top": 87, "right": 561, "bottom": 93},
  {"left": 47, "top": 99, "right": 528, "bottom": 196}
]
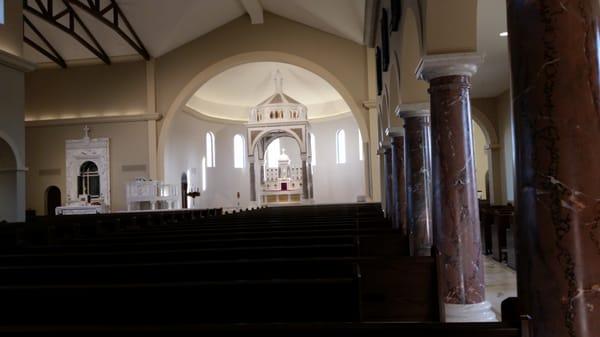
[
  {"left": 23, "top": 0, "right": 365, "bottom": 65},
  {"left": 186, "top": 62, "right": 350, "bottom": 122}
]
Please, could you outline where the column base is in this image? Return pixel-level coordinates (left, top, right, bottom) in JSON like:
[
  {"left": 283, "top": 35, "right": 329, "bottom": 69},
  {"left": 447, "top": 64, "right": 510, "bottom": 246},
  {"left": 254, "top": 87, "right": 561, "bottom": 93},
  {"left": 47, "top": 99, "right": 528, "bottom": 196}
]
[{"left": 443, "top": 301, "right": 497, "bottom": 322}]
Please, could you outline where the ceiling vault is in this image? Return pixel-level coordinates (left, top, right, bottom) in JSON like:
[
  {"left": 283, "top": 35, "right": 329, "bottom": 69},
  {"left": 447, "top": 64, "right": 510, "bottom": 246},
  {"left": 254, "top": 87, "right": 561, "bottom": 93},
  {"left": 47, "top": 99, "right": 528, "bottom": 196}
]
[
  {"left": 68, "top": 0, "right": 150, "bottom": 60},
  {"left": 23, "top": 0, "right": 112, "bottom": 65},
  {"left": 23, "top": 15, "right": 67, "bottom": 68}
]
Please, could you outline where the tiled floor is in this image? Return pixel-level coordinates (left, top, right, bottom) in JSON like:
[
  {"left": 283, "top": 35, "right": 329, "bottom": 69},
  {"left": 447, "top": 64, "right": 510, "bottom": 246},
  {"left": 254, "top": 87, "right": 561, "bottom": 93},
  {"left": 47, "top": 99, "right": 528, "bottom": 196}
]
[{"left": 484, "top": 256, "right": 518, "bottom": 320}]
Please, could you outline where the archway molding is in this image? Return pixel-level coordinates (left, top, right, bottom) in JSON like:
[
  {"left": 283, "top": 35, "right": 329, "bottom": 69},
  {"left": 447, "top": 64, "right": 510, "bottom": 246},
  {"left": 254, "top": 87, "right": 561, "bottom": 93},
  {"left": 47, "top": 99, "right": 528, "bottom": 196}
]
[
  {"left": 157, "top": 51, "right": 368, "bottom": 180},
  {"left": 0, "top": 131, "right": 25, "bottom": 171},
  {"left": 470, "top": 106, "right": 502, "bottom": 204}
]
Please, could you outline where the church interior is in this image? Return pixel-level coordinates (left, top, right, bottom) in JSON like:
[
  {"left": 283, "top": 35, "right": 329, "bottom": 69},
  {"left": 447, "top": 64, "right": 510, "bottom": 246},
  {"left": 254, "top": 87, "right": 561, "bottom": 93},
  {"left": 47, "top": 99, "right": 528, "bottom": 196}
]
[{"left": 0, "top": 0, "right": 598, "bottom": 336}]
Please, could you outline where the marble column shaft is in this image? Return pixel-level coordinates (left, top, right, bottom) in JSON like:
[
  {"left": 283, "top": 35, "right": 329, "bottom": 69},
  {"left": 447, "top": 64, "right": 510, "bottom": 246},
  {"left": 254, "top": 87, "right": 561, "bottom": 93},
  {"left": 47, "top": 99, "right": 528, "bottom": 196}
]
[
  {"left": 429, "top": 75, "right": 485, "bottom": 305},
  {"left": 403, "top": 115, "right": 433, "bottom": 256},
  {"left": 301, "top": 159, "right": 309, "bottom": 199},
  {"left": 249, "top": 162, "right": 256, "bottom": 202},
  {"left": 384, "top": 146, "right": 394, "bottom": 220},
  {"left": 390, "top": 135, "right": 407, "bottom": 236},
  {"left": 507, "top": 0, "right": 600, "bottom": 336}
]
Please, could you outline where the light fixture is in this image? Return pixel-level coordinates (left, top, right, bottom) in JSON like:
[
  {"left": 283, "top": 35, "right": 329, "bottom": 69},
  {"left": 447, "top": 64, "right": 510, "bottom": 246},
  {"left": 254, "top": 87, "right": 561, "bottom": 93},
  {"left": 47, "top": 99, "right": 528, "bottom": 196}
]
[{"left": 499, "top": 32, "right": 508, "bottom": 37}]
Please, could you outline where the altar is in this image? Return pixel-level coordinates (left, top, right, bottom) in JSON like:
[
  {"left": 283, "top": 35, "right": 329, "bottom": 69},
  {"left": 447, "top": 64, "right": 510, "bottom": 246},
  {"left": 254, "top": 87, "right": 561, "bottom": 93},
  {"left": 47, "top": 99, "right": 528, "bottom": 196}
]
[
  {"left": 260, "top": 150, "right": 303, "bottom": 205},
  {"left": 56, "top": 204, "right": 107, "bottom": 215}
]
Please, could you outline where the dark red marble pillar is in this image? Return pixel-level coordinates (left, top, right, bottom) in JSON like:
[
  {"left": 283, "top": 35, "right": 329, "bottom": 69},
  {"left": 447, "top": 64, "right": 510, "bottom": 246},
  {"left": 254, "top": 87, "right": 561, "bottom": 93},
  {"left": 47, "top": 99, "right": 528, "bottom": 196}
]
[
  {"left": 418, "top": 54, "right": 494, "bottom": 321},
  {"left": 382, "top": 143, "right": 394, "bottom": 220},
  {"left": 398, "top": 106, "right": 433, "bottom": 256},
  {"left": 507, "top": 0, "right": 600, "bottom": 336},
  {"left": 387, "top": 128, "right": 408, "bottom": 244}
]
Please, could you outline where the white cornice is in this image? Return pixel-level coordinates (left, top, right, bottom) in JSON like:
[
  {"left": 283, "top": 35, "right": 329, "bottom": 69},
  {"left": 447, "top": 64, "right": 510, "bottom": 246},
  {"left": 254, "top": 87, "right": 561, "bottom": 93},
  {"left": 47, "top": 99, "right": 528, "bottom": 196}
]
[
  {"left": 416, "top": 53, "right": 484, "bottom": 81},
  {"left": 363, "top": 100, "right": 377, "bottom": 109},
  {"left": 0, "top": 50, "right": 36, "bottom": 72},
  {"left": 385, "top": 127, "right": 404, "bottom": 137},
  {"left": 396, "top": 102, "right": 430, "bottom": 118},
  {"left": 25, "top": 113, "right": 161, "bottom": 127}
]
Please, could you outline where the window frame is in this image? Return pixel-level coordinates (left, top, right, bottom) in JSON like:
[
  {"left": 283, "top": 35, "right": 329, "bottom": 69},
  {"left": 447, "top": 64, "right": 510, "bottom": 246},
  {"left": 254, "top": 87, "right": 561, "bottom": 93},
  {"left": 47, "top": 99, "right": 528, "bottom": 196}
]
[
  {"left": 206, "top": 132, "right": 215, "bottom": 168},
  {"left": 336, "top": 129, "right": 346, "bottom": 164},
  {"left": 233, "top": 134, "right": 245, "bottom": 169}
]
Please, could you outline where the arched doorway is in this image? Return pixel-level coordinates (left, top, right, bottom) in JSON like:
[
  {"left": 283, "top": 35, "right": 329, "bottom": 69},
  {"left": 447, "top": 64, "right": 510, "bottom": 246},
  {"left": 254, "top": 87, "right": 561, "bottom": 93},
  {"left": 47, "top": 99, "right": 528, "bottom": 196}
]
[
  {"left": 0, "top": 138, "right": 17, "bottom": 222},
  {"left": 45, "top": 186, "right": 61, "bottom": 216}
]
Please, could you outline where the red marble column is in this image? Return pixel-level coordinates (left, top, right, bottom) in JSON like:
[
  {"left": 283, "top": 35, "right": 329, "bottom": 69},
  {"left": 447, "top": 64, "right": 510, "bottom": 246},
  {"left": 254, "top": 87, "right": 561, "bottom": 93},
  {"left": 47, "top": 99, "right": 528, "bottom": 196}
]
[
  {"left": 507, "top": 1, "right": 600, "bottom": 336},
  {"left": 398, "top": 105, "right": 433, "bottom": 256},
  {"left": 418, "top": 54, "right": 494, "bottom": 322},
  {"left": 381, "top": 142, "right": 394, "bottom": 220},
  {"left": 387, "top": 128, "right": 408, "bottom": 246}
]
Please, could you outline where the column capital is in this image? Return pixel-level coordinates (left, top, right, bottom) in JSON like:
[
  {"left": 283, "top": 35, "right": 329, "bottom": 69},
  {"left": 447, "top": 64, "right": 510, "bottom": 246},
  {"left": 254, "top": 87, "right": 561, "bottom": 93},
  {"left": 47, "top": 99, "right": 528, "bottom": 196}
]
[
  {"left": 484, "top": 144, "right": 501, "bottom": 151},
  {"left": 363, "top": 100, "right": 377, "bottom": 109},
  {"left": 385, "top": 127, "right": 404, "bottom": 138},
  {"left": 416, "top": 53, "right": 484, "bottom": 82},
  {"left": 377, "top": 139, "right": 391, "bottom": 155},
  {"left": 395, "top": 103, "right": 431, "bottom": 119}
]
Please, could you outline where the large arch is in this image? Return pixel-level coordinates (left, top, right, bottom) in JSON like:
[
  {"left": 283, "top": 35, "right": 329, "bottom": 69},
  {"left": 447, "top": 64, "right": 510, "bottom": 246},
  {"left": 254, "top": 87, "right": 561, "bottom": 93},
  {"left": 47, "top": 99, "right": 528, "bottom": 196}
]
[
  {"left": 157, "top": 51, "right": 369, "bottom": 180},
  {"left": 470, "top": 106, "right": 502, "bottom": 204}
]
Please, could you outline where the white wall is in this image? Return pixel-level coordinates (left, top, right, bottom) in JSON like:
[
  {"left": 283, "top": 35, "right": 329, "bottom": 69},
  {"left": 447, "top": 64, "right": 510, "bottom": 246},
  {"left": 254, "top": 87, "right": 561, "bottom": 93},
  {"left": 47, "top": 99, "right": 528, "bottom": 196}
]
[
  {"left": 165, "top": 111, "right": 365, "bottom": 208},
  {"left": 0, "top": 138, "right": 17, "bottom": 222}
]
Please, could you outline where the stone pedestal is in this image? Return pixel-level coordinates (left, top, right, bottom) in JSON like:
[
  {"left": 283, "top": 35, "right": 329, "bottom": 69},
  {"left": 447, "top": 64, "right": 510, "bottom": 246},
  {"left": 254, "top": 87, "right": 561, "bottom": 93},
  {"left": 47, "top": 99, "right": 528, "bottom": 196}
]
[
  {"left": 507, "top": 1, "right": 600, "bottom": 336},
  {"left": 398, "top": 104, "right": 433, "bottom": 257},
  {"left": 417, "top": 53, "right": 495, "bottom": 322}
]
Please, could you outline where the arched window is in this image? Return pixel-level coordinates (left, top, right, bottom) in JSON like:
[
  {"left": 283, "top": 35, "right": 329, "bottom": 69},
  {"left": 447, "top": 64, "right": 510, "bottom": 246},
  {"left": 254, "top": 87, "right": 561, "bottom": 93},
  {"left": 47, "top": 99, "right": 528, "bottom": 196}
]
[
  {"left": 336, "top": 129, "right": 346, "bottom": 164},
  {"left": 358, "top": 130, "right": 364, "bottom": 161},
  {"left": 78, "top": 161, "right": 100, "bottom": 196},
  {"left": 310, "top": 133, "right": 316, "bottom": 166},
  {"left": 206, "top": 132, "right": 215, "bottom": 167},
  {"left": 233, "top": 134, "right": 245, "bottom": 168},
  {"left": 201, "top": 157, "right": 207, "bottom": 191},
  {"left": 266, "top": 138, "right": 280, "bottom": 168}
]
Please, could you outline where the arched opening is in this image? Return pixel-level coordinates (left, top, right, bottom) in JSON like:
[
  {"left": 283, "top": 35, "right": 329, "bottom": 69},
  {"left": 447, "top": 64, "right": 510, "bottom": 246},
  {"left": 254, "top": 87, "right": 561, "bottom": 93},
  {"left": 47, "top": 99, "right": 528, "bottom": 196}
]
[
  {"left": 157, "top": 51, "right": 370, "bottom": 181},
  {"left": 472, "top": 120, "right": 490, "bottom": 201},
  {"left": 0, "top": 137, "right": 17, "bottom": 222},
  {"left": 45, "top": 186, "right": 61, "bottom": 216},
  {"left": 78, "top": 161, "right": 100, "bottom": 200},
  {"left": 164, "top": 61, "right": 366, "bottom": 209}
]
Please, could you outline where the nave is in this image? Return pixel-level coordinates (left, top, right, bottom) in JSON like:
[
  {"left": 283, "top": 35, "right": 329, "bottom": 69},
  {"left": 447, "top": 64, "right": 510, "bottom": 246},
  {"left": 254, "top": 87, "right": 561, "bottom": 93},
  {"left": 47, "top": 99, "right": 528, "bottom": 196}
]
[{"left": 0, "top": 204, "right": 520, "bottom": 337}]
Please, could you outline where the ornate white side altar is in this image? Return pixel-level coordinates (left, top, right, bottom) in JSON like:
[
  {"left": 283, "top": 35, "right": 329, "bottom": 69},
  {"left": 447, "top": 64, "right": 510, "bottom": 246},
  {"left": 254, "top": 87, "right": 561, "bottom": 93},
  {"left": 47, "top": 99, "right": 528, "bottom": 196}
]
[
  {"left": 61, "top": 126, "right": 110, "bottom": 214},
  {"left": 126, "top": 178, "right": 179, "bottom": 211}
]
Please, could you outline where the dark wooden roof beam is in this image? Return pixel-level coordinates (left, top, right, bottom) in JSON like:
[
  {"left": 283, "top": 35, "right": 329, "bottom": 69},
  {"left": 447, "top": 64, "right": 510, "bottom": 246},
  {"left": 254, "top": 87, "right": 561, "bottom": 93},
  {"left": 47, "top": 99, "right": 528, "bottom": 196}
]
[
  {"left": 23, "top": 0, "right": 111, "bottom": 64},
  {"left": 23, "top": 15, "right": 67, "bottom": 68},
  {"left": 67, "top": 0, "right": 151, "bottom": 60}
]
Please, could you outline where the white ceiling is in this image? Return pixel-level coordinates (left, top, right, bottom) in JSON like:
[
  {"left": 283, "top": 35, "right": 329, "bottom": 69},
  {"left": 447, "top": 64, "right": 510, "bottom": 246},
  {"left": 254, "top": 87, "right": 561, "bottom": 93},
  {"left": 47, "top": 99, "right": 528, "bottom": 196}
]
[
  {"left": 472, "top": 0, "right": 510, "bottom": 98},
  {"left": 187, "top": 62, "right": 350, "bottom": 121},
  {"left": 23, "top": 0, "right": 365, "bottom": 64}
]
